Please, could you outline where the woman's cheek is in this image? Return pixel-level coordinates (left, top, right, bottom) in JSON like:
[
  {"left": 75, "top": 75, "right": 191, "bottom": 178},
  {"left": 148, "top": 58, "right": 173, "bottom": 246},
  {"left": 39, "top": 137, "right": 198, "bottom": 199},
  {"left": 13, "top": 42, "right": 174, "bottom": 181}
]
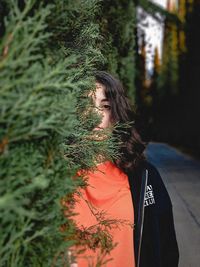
[{"left": 101, "top": 112, "right": 110, "bottom": 128}]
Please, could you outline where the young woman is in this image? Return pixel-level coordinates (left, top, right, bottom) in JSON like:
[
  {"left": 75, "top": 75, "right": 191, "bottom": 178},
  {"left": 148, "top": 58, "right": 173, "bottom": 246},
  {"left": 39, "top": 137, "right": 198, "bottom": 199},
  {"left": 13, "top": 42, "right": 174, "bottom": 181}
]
[{"left": 69, "top": 71, "right": 179, "bottom": 267}]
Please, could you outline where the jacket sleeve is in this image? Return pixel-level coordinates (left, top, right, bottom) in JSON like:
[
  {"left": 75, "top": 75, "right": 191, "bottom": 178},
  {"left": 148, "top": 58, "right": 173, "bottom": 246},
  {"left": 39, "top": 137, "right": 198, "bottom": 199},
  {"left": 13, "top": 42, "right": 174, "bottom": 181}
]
[{"left": 158, "top": 205, "right": 179, "bottom": 267}]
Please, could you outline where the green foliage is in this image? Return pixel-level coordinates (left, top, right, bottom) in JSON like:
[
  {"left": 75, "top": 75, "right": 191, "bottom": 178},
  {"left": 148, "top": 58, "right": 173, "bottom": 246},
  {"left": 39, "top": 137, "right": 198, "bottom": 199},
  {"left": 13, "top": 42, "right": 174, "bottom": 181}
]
[
  {"left": 98, "top": 0, "right": 137, "bottom": 103},
  {"left": 0, "top": 0, "right": 118, "bottom": 266},
  {"left": 0, "top": 0, "right": 139, "bottom": 266}
]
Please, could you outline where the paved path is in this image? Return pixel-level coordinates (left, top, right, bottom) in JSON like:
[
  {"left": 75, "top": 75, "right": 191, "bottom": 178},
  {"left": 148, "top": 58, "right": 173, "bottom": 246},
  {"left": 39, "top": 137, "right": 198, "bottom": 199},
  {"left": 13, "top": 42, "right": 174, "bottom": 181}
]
[{"left": 145, "top": 142, "right": 200, "bottom": 267}]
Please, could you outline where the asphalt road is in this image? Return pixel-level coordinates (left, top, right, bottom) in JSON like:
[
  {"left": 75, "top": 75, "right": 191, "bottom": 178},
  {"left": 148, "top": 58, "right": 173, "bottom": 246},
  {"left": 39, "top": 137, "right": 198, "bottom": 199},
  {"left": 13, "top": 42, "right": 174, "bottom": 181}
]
[{"left": 145, "top": 142, "right": 200, "bottom": 267}]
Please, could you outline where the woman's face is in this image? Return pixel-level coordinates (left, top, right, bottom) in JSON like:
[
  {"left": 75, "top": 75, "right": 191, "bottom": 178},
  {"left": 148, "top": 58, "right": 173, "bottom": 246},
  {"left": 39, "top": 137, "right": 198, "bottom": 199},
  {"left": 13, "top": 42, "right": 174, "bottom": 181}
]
[{"left": 92, "top": 82, "right": 114, "bottom": 130}]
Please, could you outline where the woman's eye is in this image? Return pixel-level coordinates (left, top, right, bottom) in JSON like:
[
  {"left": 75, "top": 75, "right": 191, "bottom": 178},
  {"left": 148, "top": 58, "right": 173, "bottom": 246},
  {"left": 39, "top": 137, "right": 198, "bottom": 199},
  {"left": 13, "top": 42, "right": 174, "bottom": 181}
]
[
  {"left": 102, "top": 105, "right": 111, "bottom": 110},
  {"left": 95, "top": 105, "right": 111, "bottom": 111}
]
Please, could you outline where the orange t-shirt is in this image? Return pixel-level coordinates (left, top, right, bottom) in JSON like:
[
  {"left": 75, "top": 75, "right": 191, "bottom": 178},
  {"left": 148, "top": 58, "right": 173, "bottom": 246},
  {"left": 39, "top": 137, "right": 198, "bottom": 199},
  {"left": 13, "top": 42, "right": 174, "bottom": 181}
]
[{"left": 71, "top": 161, "right": 135, "bottom": 267}]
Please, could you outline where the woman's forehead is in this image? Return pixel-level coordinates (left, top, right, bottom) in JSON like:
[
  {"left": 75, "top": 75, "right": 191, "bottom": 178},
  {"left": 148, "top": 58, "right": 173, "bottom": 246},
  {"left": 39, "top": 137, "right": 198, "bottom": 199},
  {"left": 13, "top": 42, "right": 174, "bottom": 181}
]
[
  {"left": 89, "top": 82, "right": 107, "bottom": 100},
  {"left": 95, "top": 82, "right": 105, "bottom": 90}
]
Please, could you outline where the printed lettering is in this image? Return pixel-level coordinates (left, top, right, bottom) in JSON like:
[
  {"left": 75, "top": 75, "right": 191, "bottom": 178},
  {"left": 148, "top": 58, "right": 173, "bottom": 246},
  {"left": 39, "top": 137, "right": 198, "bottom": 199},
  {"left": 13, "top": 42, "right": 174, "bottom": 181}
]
[{"left": 144, "top": 184, "right": 155, "bottom": 207}]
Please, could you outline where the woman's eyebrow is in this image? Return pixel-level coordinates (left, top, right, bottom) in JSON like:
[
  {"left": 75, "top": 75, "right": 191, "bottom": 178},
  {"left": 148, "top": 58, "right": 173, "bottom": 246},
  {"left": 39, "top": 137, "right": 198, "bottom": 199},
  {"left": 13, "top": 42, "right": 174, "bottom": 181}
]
[{"left": 101, "top": 98, "right": 109, "bottom": 102}]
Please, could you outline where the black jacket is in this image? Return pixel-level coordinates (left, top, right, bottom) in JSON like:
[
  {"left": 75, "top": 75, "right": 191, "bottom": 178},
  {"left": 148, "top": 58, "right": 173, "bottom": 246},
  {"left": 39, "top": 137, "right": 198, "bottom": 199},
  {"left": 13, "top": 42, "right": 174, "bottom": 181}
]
[{"left": 128, "top": 161, "right": 179, "bottom": 267}]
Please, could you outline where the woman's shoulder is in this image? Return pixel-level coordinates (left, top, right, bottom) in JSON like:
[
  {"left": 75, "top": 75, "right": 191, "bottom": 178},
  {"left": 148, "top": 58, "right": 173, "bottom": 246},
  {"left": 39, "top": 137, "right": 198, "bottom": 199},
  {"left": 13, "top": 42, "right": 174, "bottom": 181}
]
[
  {"left": 141, "top": 160, "right": 164, "bottom": 183},
  {"left": 141, "top": 160, "right": 160, "bottom": 174}
]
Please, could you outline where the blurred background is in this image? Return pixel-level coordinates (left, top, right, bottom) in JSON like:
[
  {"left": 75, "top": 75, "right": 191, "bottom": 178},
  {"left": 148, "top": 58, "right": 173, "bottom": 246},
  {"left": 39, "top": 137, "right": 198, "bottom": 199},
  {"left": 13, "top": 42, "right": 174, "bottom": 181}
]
[
  {"left": 135, "top": 0, "right": 200, "bottom": 159},
  {"left": 135, "top": 2, "right": 200, "bottom": 265}
]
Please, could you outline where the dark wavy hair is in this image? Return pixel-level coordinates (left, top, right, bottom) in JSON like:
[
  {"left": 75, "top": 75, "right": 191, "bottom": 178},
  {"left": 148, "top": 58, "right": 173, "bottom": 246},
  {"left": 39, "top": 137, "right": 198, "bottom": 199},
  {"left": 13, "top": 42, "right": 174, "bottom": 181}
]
[{"left": 95, "top": 71, "right": 146, "bottom": 174}]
